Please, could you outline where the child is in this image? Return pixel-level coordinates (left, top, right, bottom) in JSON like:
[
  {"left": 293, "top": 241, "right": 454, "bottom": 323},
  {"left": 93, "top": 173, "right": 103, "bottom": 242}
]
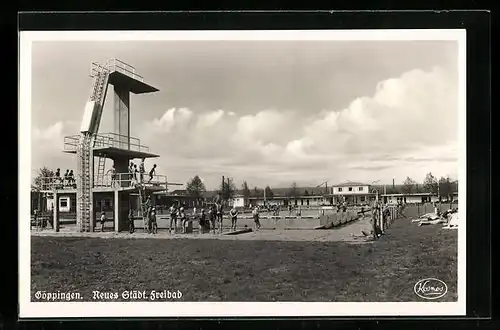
[
  {"left": 148, "top": 164, "right": 157, "bottom": 183},
  {"left": 128, "top": 209, "right": 135, "bottom": 234},
  {"left": 210, "top": 206, "right": 217, "bottom": 234},
  {"left": 149, "top": 207, "right": 157, "bottom": 234},
  {"left": 178, "top": 207, "right": 186, "bottom": 233},
  {"left": 216, "top": 202, "right": 223, "bottom": 234},
  {"left": 169, "top": 203, "right": 177, "bottom": 234},
  {"left": 252, "top": 206, "right": 261, "bottom": 231},
  {"left": 139, "top": 158, "right": 145, "bottom": 183},
  {"left": 100, "top": 212, "right": 106, "bottom": 232},
  {"left": 230, "top": 206, "right": 239, "bottom": 231},
  {"left": 199, "top": 209, "right": 209, "bottom": 233},
  {"left": 68, "top": 170, "right": 75, "bottom": 187}
]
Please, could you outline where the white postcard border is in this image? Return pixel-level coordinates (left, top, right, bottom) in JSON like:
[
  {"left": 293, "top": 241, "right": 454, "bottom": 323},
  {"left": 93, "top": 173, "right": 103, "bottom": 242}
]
[{"left": 19, "top": 29, "right": 467, "bottom": 318}]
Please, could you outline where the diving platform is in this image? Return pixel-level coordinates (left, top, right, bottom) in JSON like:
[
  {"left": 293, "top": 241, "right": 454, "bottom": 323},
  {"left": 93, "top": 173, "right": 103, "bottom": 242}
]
[
  {"left": 38, "top": 173, "right": 170, "bottom": 192},
  {"left": 63, "top": 133, "right": 159, "bottom": 159},
  {"left": 91, "top": 59, "right": 159, "bottom": 94}
]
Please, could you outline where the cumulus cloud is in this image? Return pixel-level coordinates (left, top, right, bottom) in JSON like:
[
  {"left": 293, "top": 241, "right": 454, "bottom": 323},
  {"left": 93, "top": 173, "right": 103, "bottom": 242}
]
[
  {"left": 32, "top": 66, "right": 457, "bottom": 189},
  {"left": 138, "top": 66, "right": 458, "bottom": 188},
  {"left": 151, "top": 108, "right": 193, "bottom": 133}
]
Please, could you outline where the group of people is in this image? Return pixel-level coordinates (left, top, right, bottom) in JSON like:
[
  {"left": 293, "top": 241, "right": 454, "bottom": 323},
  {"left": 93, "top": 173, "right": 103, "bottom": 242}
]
[
  {"left": 129, "top": 159, "right": 157, "bottom": 186},
  {"left": 48, "top": 168, "right": 76, "bottom": 189},
  {"left": 104, "top": 160, "right": 157, "bottom": 188}
]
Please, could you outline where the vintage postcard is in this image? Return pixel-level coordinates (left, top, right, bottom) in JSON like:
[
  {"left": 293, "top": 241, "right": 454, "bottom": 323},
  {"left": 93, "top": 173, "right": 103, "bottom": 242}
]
[{"left": 19, "top": 29, "right": 466, "bottom": 318}]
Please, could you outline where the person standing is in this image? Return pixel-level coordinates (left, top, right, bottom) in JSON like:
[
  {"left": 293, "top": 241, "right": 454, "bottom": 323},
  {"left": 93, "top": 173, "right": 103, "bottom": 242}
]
[
  {"left": 100, "top": 211, "right": 106, "bottom": 232},
  {"left": 128, "top": 209, "right": 135, "bottom": 234},
  {"left": 229, "top": 206, "right": 239, "bottom": 231},
  {"left": 216, "top": 202, "right": 224, "bottom": 234},
  {"left": 139, "top": 158, "right": 145, "bottom": 183},
  {"left": 252, "top": 206, "right": 261, "bottom": 231},
  {"left": 148, "top": 164, "right": 157, "bottom": 183},
  {"left": 149, "top": 207, "right": 157, "bottom": 234},
  {"left": 169, "top": 203, "right": 177, "bottom": 234},
  {"left": 106, "top": 166, "right": 117, "bottom": 187}
]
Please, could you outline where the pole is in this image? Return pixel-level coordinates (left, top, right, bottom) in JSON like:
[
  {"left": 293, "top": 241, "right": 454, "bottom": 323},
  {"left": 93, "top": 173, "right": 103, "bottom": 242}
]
[
  {"left": 227, "top": 177, "right": 230, "bottom": 207},
  {"left": 221, "top": 176, "right": 224, "bottom": 203}
]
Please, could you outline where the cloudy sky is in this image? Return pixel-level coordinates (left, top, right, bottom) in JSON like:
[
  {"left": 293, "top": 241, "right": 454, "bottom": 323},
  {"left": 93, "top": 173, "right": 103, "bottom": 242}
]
[{"left": 30, "top": 39, "right": 459, "bottom": 190}]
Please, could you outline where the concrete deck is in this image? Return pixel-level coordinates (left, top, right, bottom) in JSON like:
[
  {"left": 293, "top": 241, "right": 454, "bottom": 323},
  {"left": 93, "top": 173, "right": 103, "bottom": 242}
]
[{"left": 31, "top": 216, "right": 375, "bottom": 244}]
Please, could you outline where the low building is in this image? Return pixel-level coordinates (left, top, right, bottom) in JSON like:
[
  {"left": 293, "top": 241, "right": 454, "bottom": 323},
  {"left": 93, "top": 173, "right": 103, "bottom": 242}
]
[
  {"left": 230, "top": 195, "right": 245, "bottom": 208},
  {"left": 327, "top": 181, "right": 374, "bottom": 205},
  {"left": 381, "top": 192, "right": 432, "bottom": 204}
]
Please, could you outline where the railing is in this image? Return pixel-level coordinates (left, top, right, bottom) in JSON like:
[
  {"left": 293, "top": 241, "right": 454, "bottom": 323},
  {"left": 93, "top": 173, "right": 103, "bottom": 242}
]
[
  {"left": 36, "top": 173, "right": 168, "bottom": 191},
  {"left": 94, "top": 173, "right": 168, "bottom": 189},
  {"left": 64, "top": 133, "right": 150, "bottom": 153},
  {"left": 90, "top": 58, "right": 144, "bottom": 83},
  {"left": 37, "top": 175, "right": 76, "bottom": 191}
]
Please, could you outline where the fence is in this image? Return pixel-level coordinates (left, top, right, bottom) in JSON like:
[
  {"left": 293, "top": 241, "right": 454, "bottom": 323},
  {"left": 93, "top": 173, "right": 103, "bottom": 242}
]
[
  {"left": 37, "top": 172, "right": 168, "bottom": 191},
  {"left": 64, "top": 133, "right": 150, "bottom": 153}
]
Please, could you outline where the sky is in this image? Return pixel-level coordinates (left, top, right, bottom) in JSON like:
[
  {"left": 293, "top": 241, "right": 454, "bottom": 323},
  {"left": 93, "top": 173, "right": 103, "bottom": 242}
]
[{"left": 30, "top": 39, "right": 459, "bottom": 190}]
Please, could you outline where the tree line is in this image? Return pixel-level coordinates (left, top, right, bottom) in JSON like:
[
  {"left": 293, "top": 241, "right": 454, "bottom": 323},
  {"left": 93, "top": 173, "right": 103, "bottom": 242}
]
[{"left": 401, "top": 172, "right": 458, "bottom": 199}]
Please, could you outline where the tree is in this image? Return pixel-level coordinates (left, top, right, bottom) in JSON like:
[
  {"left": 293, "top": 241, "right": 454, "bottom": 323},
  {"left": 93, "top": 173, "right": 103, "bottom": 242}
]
[
  {"left": 423, "top": 172, "right": 438, "bottom": 194},
  {"left": 32, "top": 167, "right": 54, "bottom": 190},
  {"left": 289, "top": 181, "right": 298, "bottom": 199},
  {"left": 438, "top": 176, "right": 453, "bottom": 201},
  {"left": 241, "top": 181, "right": 251, "bottom": 200},
  {"left": 264, "top": 186, "right": 274, "bottom": 198},
  {"left": 219, "top": 177, "right": 236, "bottom": 202},
  {"left": 304, "top": 189, "right": 309, "bottom": 196},
  {"left": 402, "top": 177, "right": 416, "bottom": 194},
  {"left": 186, "top": 175, "right": 206, "bottom": 202},
  {"left": 252, "top": 186, "right": 262, "bottom": 197}
]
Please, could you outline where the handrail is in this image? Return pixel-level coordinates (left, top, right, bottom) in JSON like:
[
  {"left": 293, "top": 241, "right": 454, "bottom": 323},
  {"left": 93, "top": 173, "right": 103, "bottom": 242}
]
[
  {"left": 63, "top": 133, "right": 150, "bottom": 153},
  {"left": 37, "top": 173, "right": 168, "bottom": 191},
  {"left": 90, "top": 59, "right": 144, "bottom": 82}
]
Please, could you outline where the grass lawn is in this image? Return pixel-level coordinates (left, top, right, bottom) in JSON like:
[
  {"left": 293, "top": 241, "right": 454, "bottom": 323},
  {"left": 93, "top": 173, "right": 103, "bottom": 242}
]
[{"left": 31, "top": 217, "right": 457, "bottom": 302}]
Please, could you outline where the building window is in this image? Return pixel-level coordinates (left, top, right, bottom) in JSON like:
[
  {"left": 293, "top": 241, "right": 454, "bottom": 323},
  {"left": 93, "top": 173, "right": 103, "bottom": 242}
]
[
  {"left": 338, "top": 187, "right": 342, "bottom": 192},
  {"left": 60, "top": 199, "right": 68, "bottom": 207},
  {"left": 359, "top": 187, "right": 363, "bottom": 191},
  {"left": 348, "top": 187, "right": 353, "bottom": 192},
  {"left": 360, "top": 196, "right": 365, "bottom": 202}
]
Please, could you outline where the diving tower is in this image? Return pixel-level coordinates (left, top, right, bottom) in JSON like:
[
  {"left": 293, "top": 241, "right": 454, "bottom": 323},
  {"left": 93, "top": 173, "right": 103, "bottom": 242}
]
[{"left": 46, "top": 59, "right": 171, "bottom": 233}]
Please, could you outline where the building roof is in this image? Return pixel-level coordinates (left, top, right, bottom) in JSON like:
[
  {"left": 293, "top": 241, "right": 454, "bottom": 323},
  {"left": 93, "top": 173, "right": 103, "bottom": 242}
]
[
  {"left": 332, "top": 181, "right": 370, "bottom": 187},
  {"left": 381, "top": 193, "right": 432, "bottom": 197}
]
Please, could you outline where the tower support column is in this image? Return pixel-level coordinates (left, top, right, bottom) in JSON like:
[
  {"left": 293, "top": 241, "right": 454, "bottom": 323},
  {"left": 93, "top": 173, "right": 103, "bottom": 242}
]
[{"left": 113, "top": 86, "right": 130, "bottom": 150}]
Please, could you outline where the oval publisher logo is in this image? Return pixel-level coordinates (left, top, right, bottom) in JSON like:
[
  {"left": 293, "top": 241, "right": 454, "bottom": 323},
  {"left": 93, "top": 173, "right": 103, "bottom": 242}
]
[{"left": 414, "top": 278, "right": 448, "bottom": 300}]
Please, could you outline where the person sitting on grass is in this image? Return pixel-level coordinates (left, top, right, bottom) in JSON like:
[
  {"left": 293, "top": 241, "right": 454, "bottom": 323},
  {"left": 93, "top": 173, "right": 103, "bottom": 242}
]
[
  {"left": 252, "top": 206, "right": 261, "bottom": 231},
  {"left": 100, "top": 212, "right": 106, "bottom": 232}
]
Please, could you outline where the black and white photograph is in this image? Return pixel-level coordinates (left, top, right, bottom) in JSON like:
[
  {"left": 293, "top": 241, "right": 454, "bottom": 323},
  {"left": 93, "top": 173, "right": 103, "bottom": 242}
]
[{"left": 19, "top": 29, "right": 466, "bottom": 318}]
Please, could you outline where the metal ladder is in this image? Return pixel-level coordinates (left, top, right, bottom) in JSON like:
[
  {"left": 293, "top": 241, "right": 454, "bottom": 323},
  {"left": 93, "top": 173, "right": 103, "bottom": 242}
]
[
  {"left": 76, "top": 67, "right": 110, "bottom": 232},
  {"left": 95, "top": 156, "right": 106, "bottom": 187},
  {"left": 137, "top": 185, "right": 149, "bottom": 232},
  {"left": 77, "top": 135, "right": 92, "bottom": 232}
]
